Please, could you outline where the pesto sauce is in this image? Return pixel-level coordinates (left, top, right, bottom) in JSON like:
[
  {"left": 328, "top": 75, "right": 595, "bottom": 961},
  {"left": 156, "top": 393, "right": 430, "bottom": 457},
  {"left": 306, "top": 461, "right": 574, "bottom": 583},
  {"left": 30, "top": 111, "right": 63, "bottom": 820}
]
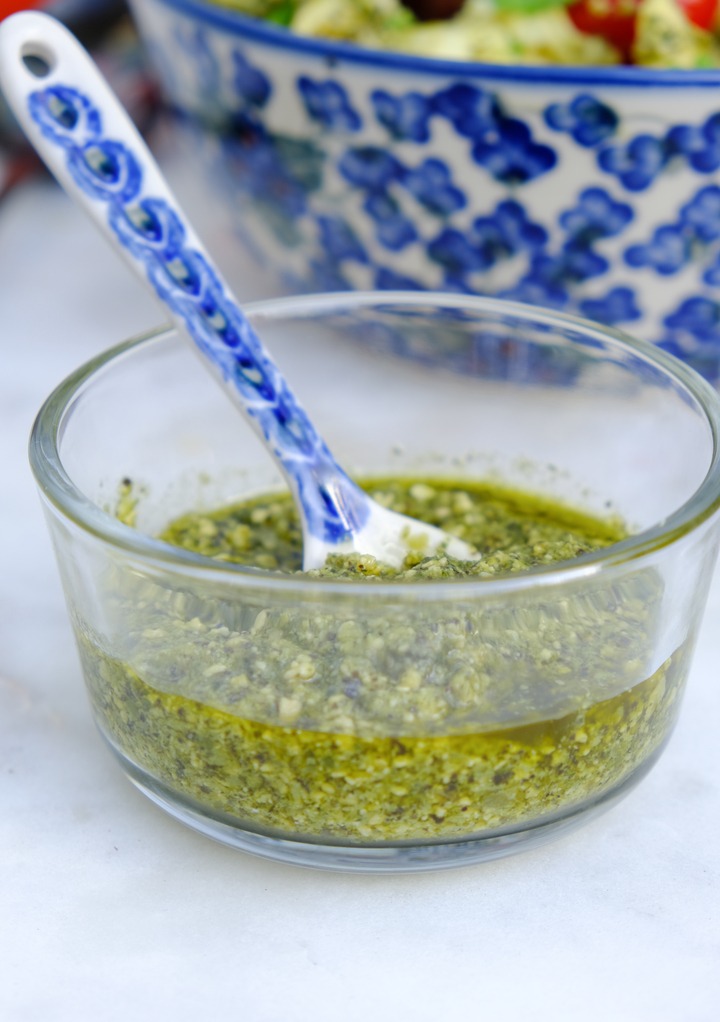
[
  {"left": 159, "top": 477, "right": 624, "bottom": 577},
  {"left": 81, "top": 478, "right": 682, "bottom": 843}
]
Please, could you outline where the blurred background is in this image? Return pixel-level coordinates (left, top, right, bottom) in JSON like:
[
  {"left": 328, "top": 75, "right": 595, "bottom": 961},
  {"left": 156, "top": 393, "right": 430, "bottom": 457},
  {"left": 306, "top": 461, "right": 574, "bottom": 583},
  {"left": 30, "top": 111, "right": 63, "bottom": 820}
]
[{"left": 0, "top": 0, "right": 157, "bottom": 202}]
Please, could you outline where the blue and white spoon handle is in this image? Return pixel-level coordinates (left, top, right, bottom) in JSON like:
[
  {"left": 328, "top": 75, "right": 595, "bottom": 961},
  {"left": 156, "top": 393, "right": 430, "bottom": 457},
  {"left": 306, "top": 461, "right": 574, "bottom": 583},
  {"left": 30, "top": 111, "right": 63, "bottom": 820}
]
[{"left": 0, "top": 12, "right": 475, "bottom": 570}]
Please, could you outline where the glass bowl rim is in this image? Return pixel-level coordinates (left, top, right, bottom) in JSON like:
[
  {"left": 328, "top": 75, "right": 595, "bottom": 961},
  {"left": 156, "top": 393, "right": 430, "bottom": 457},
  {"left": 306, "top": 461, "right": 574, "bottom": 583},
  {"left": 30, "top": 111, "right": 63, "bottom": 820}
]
[
  {"left": 147, "top": 0, "right": 720, "bottom": 89},
  {"left": 29, "top": 289, "right": 720, "bottom": 600}
]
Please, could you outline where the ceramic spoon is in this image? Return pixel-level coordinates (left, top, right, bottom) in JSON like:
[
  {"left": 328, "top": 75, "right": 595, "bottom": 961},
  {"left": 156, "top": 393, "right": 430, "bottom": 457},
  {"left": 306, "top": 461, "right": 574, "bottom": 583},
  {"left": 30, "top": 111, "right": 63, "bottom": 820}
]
[{"left": 0, "top": 12, "right": 477, "bottom": 570}]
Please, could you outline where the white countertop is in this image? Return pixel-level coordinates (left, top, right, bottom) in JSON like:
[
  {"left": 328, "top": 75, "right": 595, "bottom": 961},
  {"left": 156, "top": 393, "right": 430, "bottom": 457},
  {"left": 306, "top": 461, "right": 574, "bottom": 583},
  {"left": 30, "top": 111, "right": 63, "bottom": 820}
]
[{"left": 2, "top": 158, "right": 720, "bottom": 1022}]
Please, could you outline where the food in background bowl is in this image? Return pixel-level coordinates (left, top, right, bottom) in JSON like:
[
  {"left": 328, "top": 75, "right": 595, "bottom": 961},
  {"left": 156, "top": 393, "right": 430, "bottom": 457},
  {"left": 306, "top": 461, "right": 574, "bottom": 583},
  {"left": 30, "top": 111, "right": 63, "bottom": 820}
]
[
  {"left": 31, "top": 294, "right": 720, "bottom": 871},
  {"left": 212, "top": 0, "right": 720, "bottom": 69},
  {"left": 129, "top": 0, "right": 720, "bottom": 382}
]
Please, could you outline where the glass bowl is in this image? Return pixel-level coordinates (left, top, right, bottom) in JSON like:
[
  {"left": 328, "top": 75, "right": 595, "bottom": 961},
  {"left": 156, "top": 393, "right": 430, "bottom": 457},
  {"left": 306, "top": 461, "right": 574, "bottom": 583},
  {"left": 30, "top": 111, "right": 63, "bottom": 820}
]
[{"left": 30, "top": 292, "right": 720, "bottom": 872}]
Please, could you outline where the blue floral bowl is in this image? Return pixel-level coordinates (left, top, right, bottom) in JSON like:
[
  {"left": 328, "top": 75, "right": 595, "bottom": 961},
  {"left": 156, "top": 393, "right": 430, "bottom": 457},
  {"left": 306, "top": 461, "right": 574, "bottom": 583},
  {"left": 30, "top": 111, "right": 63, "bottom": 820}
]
[{"left": 128, "top": 0, "right": 720, "bottom": 382}]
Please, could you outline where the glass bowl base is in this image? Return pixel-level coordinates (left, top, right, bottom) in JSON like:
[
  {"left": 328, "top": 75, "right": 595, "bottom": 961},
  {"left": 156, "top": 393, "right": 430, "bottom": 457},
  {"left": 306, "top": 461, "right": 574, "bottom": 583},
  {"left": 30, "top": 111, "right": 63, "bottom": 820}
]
[{"left": 112, "top": 745, "right": 663, "bottom": 874}]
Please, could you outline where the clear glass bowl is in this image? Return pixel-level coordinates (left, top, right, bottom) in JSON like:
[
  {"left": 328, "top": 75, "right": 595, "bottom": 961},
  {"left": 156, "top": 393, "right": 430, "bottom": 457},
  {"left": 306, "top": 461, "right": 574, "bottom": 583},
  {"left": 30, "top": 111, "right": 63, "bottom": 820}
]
[{"left": 30, "top": 292, "right": 720, "bottom": 872}]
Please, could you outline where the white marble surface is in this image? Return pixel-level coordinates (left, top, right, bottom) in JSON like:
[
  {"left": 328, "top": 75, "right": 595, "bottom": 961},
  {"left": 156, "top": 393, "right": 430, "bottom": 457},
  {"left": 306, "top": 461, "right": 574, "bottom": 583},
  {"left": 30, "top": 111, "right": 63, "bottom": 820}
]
[{"left": 2, "top": 164, "right": 720, "bottom": 1022}]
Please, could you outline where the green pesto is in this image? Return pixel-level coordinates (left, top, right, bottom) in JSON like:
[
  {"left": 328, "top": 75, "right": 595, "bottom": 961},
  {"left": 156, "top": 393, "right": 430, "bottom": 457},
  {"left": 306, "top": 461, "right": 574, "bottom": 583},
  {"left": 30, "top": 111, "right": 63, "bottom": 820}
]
[
  {"left": 158, "top": 477, "right": 625, "bottom": 577},
  {"left": 80, "top": 478, "right": 682, "bottom": 843}
]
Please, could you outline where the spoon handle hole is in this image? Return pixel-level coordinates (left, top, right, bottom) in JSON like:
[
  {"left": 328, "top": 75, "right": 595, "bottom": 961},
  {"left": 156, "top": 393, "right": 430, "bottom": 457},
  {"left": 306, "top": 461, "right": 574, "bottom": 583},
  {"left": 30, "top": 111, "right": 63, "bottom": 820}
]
[{"left": 20, "top": 43, "right": 55, "bottom": 78}]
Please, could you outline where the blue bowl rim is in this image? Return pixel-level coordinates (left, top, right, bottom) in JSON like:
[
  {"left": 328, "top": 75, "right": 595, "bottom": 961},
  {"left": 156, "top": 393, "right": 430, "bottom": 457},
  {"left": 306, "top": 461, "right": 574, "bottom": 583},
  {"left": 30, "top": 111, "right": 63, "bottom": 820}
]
[{"left": 149, "top": 0, "right": 720, "bottom": 88}]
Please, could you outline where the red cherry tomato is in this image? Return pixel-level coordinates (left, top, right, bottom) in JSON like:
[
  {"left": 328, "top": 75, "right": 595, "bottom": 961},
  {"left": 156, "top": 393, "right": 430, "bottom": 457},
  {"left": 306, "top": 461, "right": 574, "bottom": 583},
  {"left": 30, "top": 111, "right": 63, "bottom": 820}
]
[
  {"left": 677, "top": 0, "right": 719, "bottom": 30},
  {"left": 0, "top": 1, "right": 52, "bottom": 17},
  {"left": 568, "top": 0, "right": 720, "bottom": 63},
  {"left": 567, "top": 0, "right": 642, "bottom": 61}
]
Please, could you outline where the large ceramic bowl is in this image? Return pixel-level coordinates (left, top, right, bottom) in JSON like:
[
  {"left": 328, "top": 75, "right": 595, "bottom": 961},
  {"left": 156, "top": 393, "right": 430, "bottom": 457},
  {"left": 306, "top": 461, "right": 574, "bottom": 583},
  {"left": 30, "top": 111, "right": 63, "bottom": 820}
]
[
  {"left": 128, "top": 0, "right": 720, "bottom": 382},
  {"left": 30, "top": 292, "right": 720, "bottom": 872}
]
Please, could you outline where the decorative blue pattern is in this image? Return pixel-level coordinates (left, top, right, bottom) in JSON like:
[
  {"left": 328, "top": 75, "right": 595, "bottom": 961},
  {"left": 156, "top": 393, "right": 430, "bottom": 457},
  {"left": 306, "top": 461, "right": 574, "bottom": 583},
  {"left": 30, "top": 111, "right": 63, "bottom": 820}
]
[
  {"left": 625, "top": 184, "right": 720, "bottom": 276},
  {"left": 371, "top": 89, "right": 431, "bottom": 143},
  {"left": 298, "top": 76, "right": 361, "bottom": 133},
  {"left": 666, "top": 114, "right": 720, "bottom": 173},
  {"left": 660, "top": 297, "right": 720, "bottom": 378},
  {"left": 130, "top": 0, "right": 720, "bottom": 382},
  {"left": 338, "top": 146, "right": 402, "bottom": 189},
  {"left": 559, "top": 187, "right": 633, "bottom": 242},
  {"left": 472, "top": 117, "right": 556, "bottom": 185},
  {"left": 28, "top": 83, "right": 369, "bottom": 543},
  {"left": 364, "top": 191, "right": 417, "bottom": 251},
  {"left": 427, "top": 200, "right": 546, "bottom": 283},
  {"left": 544, "top": 94, "right": 618, "bottom": 148},
  {"left": 232, "top": 49, "right": 271, "bottom": 108},
  {"left": 316, "top": 214, "right": 368, "bottom": 263},
  {"left": 579, "top": 287, "right": 642, "bottom": 326},
  {"left": 402, "top": 158, "right": 466, "bottom": 217},
  {"left": 597, "top": 135, "right": 667, "bottom": 192}
]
